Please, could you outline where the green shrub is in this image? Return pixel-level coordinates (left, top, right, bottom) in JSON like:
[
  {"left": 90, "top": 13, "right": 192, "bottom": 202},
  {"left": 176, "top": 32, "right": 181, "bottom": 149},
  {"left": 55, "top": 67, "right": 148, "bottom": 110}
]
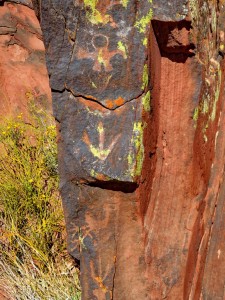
[{"left": 0, "top": 113, "right": 81, "bottom": 299}]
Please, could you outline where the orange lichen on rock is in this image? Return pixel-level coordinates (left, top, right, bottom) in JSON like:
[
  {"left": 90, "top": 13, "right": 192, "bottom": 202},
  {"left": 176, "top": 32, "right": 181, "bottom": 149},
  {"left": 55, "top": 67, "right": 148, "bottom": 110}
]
[
  {"left": 105, "top": 97, "right": 125, "bottom": 109},
  {"left": 114, "top": 97, "right": 125, "bottom": 106},
  {"left": 105, "top": 100, "right": 115, "bottom": 109}
]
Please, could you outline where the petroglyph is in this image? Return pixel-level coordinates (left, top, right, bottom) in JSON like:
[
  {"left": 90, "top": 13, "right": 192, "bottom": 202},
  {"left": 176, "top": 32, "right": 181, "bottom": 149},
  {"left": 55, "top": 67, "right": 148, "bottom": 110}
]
[
  {"left": 76, "top": 34, "right": 127, "bottom": 72},
  {"left": 83, "top": 121, "right": 121, "bottom": 161}
]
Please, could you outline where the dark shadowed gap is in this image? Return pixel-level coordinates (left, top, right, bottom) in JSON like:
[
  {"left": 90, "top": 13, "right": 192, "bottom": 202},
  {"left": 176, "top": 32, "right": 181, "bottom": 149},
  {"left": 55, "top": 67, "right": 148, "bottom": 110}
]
[
  {"left": 31, "top": 0, "right": 41, "bottom": 20},
  {"left": 85, "top": 180, "right": 138, "bottom": 193},
  {"left": 151, "top": 20, "right": 195, "bottom": 63},
  {"left": 73, "top": 257, "right": 80, "bottom": 269}
]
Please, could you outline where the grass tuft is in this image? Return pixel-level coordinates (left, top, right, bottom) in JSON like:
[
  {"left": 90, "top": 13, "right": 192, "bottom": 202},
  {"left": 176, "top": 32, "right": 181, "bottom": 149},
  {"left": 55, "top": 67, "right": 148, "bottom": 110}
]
[{"left": 0, "top": 109, "right": 81, "bottom": 299}]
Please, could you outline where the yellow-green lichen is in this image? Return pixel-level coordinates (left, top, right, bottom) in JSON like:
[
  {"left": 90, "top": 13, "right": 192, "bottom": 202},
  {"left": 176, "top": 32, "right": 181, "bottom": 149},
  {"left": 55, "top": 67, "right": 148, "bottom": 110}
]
[
  {"left": 84, "top": 0, "right": 98, "bottom": 11},
  {"left": 90, "top": 169, "right": 97, "bottom": 177},
  {"left": 142, "top": 37, "right": 148, "bottom": 47},
  {"left": 90, "top": 145, "right": 110, "bottom": 160},
  {"left": 142, "top": 64, "right": 149, "bottom": 90},
  {"left": 127, "top": 121, "right": 145, "bottom": 178},
  {"left": 133, "top": 122, "right": 145, "bottom": 176},
  {"left": 83, "top": 0, "right": 110, "bottom": 24},
  {"left": 127, "top": 152, "right": 133, "bottom": 166},
  {"left": 220, "top": 44, "right": 224, "bottom": 52},
  {"left": 97, "top": 122, "right": 104, "bottom": 134},
  {"left": 192, "top": 63, "right": 221, "bottom": 130},
  {"left": 121, "top": 0, "right": 129, "bottom": 8},
  {"left": 142, "top": 91, "right": 151, "bottom": 112},
  {"left": 210, "top": 68, "right": 221, "bottom": 121},
  {"left": 117, "top": 41, "right": 127, "bottom": 59},
  {"left": 135, "top": 9, "right": 153, "bottom": 34},
  {"left": 97, "top": 49, "right": 107, "bottom": 68},
  {"left": 193, "top": 107, "right": 199, "bottom": 122},
  {"left": 202, "top": 97, "right": 209, "bottom": 114}
]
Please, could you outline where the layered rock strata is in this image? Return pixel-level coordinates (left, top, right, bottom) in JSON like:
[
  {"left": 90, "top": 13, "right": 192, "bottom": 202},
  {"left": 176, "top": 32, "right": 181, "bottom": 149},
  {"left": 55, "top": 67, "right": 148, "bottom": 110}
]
[{"left": 0, "top": 0, "right": 51, "bottom": 118}]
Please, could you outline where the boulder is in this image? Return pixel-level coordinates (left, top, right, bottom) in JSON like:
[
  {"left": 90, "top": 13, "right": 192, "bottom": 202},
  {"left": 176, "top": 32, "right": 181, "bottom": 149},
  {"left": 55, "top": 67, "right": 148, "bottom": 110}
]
[{"left": 35, "top": 0, "right": 225, "bottom": 299}]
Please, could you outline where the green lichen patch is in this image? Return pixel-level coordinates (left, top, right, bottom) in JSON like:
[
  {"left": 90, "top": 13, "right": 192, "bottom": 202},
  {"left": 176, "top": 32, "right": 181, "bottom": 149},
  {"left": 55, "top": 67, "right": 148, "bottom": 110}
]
[
  {"left": 117, "top": 41, "right": 127, "bottom": 59},
  {"left": 135, "top": 9, "right": 153, "bottom": 34},
  {"left": 142, "top": 64, "right": 149, "bottom": 90},
  {"left": 97, "top": 49, "right": 107, "bottom": 68},
  {"left": 193, "top": 60, "right": 221, "bottom": 124},
  {"left": 193, "top": 107, "right": 199, "bottom": 122},
  {"left": 84, "top": 0, "right": 98, "bottom": 11},
  {"left": 83, "top": 0, "right": 109, "bottom": 24},
  {"left": 121, "top": 0, "right": 129, "bottom": 8},
  {"left": 210, "top": 69, "right": 221, "bottom": 121},
  {"left": 90, "top": 144, "right": 110, "bottom": 160},
  {"left": 142, "top": 37, "right": 148, "bottom": 47},
  {"left": 135, "top": 6, "right": 152, "bottom": 48},
  {"left": 127, "top": 121, "right": 145, "bottom": 178},
  {"left": 142, "top": 91, "right": 151, "bottom": 112},
  {"left": 90, "top": 169, "right": 97, "bottom": 178},
  {"left": 97, "top": 122, "right": 104, "bottom": 134},
  {"left": 202, "top": 97, "right": 209, "bottom": 114}
]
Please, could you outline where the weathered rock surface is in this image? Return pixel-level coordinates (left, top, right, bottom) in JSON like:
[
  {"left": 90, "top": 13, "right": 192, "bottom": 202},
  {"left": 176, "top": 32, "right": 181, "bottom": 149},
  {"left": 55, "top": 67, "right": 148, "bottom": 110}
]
[
  {"left": 0, "top": 0, "right": 51, "bottom": 118},
  {"left": 35, "top": 0, "right": 225, "bottom": 299}
]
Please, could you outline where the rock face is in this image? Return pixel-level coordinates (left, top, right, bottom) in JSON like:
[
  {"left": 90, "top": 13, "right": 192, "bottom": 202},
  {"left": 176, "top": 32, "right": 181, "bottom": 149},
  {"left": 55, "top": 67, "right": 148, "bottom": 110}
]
[
  {"left": 0, "top": 0, "right": 51, "bottom": 118},
  {"left": 35, "top": 0, "right": 225, "bottom": 299}
]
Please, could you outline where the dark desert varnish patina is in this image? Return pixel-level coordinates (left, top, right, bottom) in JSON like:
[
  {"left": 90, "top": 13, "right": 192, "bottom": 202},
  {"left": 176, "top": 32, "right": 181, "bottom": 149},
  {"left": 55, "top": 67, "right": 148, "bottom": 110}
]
[{"left": 31, "top": 0, "right": 225, "bottom": 299}]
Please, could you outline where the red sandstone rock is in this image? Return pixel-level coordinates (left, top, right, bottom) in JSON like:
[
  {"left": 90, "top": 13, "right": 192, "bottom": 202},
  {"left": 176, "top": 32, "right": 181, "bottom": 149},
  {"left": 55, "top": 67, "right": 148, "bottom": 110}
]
[{"left": 0, "top": 1, "right": 51, "bottom": 118}]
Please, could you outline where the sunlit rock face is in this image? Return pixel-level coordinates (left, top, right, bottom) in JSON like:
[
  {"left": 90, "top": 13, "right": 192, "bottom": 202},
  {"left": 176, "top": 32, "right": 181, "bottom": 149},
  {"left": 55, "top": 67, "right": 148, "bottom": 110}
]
[
  {"left": 34, "top": 0, "right": 225, "bottom": 299},
  {"left": 0, "top": 0, "right": 51, "bottom": 118}
]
